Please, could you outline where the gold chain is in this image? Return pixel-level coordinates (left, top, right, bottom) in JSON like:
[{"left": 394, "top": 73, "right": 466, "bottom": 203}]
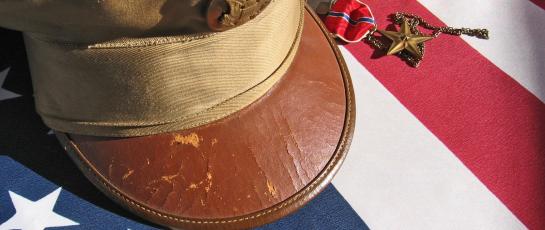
[
  {"left": 365, "top": 12, "right": 489, "bottom": 67},
  {"left": 393, "top": 12, "right": 489, "bottom": 39}
]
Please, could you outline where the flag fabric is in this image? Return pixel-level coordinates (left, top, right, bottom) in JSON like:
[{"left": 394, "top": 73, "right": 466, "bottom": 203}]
[
  {"left": 0, "top": 156, "right": 153, "bottom": 230},
  {"left": 1, "top": 0, "right": 544, "bottom": 229},
  {"left": 330, "top": 0, "right": 545, "bottom": 229},
  {"left": 0, "top": 155, "right": 366, "bottom": 230}
]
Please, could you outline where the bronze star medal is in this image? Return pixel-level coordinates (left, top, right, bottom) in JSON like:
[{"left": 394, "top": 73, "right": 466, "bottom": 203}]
[
  {"left": 379, "top": 19, "right": 433, "bottom": 59},
  {"left": 360, "top": 12, "right": 488, "bottom": 67}
]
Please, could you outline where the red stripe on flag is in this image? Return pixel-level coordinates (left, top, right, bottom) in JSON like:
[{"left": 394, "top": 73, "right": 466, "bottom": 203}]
[{"left": 345, "top": 1, "right": 545, "bottom": 228}]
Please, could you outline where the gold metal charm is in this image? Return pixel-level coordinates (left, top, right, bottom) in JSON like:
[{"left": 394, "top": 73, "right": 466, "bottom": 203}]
[
  {"left": 207, "top": 0, "right": 271, "bottom": 31},
  {"left": 379, "top": 19, "right": 433, "bottom": 59}
]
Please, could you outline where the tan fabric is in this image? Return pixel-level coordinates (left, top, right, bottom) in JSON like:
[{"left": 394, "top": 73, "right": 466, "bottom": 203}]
[{"left": 2, "top": 0, "right": 303, "bottom": 137}]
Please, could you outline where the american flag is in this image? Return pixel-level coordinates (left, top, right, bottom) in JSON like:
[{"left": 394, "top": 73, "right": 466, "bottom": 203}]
[{"left": 1, "top": 0, "right": 544, "bottom": 229}]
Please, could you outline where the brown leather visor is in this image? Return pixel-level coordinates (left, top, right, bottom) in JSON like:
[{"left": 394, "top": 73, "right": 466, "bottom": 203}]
[{"left": 53, "top": 4, "right": 354, "bottom": 230}]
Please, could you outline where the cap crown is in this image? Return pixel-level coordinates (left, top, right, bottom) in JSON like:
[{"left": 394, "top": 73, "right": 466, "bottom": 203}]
[{"left": 0, "top": 0, "right": 270, "bottom": 43}]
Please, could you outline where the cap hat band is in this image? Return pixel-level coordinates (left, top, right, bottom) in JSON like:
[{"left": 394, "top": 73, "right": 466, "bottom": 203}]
[{"left": 24, "top": 0, "right": 303, "bottom": 137}]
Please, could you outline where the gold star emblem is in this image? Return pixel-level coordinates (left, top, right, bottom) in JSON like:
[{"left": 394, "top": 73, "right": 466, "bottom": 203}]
[{"left": 379, "top": 19, "right": 433, "bottom": 59}]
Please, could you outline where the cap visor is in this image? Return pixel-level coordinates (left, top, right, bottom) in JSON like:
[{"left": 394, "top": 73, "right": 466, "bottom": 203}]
[{"left": 57, "top": 5, "right": 355, "bottom": 229}]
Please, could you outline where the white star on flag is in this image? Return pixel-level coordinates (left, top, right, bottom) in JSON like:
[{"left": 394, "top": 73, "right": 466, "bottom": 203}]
[
  {"left": 0, "top": 187, "right": 79, "bottom": 230},
  {"left": 0, "top": 67, "right": 21, "bottom": 101}
]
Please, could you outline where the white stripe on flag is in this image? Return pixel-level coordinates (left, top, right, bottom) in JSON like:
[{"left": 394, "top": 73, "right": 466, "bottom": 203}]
[
  {"left": 418, "top": 0, "right": 545, "bottom": 103},
  {"left": 332, "top": 48, "right": 526, "bottom": 230}
]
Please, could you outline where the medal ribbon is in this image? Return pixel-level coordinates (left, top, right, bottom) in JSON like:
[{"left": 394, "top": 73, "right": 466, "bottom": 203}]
[{"left": 324, "top": 0, "right": 376, "bottom": 43}]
